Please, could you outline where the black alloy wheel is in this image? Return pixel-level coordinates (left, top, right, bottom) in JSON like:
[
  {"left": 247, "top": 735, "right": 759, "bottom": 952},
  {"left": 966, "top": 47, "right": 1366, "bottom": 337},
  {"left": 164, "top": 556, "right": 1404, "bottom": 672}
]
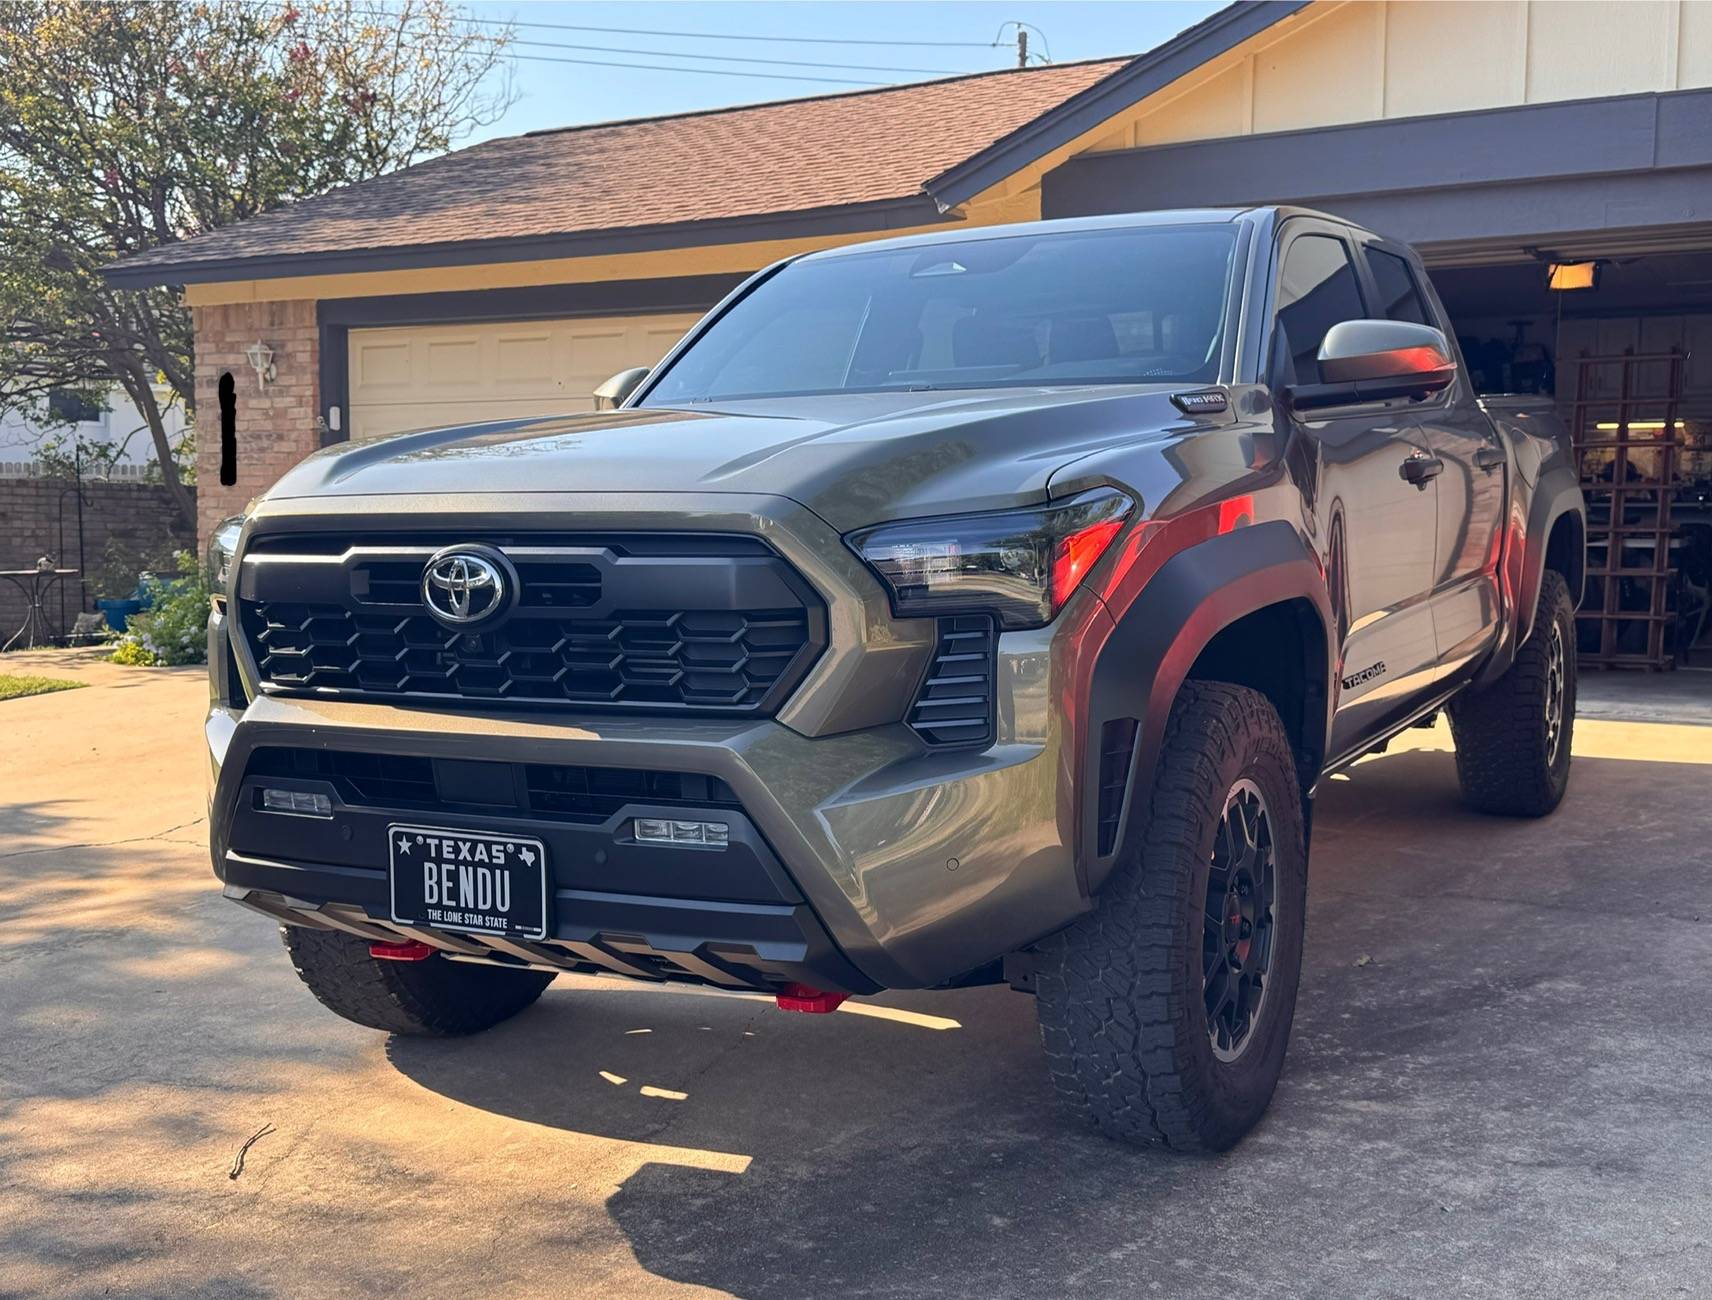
[{"left": 1203, "top": 777, "right": 1278, "bottom": 1062}]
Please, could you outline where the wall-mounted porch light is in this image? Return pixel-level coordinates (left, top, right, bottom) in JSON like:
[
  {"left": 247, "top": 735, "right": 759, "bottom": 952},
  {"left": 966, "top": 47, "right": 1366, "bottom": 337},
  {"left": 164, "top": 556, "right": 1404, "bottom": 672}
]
[{"left": 244, "top": 340, "right": 276, "bottom": 389}]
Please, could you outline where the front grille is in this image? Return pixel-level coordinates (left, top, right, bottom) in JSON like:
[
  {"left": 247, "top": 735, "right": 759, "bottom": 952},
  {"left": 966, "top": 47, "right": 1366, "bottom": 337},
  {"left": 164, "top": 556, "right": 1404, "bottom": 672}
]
[
  {"left": 907, "top": 615, "right": 996, "bottom": 747},
  {"left": 242, "top": 604, "right": 811, "bottom": 708},
  {"left": 246, "top": 747, "right": 741, "bottom": 825},
  {"left": 236, "top": 532, "right": 824, "bottom": 714}
]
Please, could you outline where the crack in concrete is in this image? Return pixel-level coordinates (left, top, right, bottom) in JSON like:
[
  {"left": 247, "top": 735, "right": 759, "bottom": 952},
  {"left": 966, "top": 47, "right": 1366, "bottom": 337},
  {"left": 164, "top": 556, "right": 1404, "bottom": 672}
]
[
  {"left": 0, "top": 817, "right": 206, "bottom": 862},
  {"left": 634, "top": 1000, "right": 769, "bottom": 1148}
]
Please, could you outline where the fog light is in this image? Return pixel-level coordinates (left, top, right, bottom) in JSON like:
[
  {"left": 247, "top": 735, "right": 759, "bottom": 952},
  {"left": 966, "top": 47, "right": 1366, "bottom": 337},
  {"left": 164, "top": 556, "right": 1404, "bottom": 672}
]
[
  {"left": 261, "top": 788, "right": 332, "bottom": 818},
  {"left": 634, "top": 817, "right": 729, "bottom": 847}
]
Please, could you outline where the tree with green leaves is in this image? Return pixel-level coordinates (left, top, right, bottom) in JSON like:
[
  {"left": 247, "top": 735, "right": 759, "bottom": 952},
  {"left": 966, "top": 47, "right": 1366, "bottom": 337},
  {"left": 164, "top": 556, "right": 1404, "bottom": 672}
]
[{"left": 0, "top": 0, "right": 512, "bottom": 524}]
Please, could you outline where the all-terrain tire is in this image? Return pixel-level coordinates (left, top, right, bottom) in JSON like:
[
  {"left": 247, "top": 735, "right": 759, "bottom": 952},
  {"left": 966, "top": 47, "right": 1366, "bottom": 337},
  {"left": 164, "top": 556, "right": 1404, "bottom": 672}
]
[
  {"left": 1448, "top": 569, "right": 1576, "bottom": 817},
  {"left": 1035, "top": 681, "right": 1307, "bottom": 1152},
  {"left": 282, "top": 926, "right": 554, "bottom": 1036}
]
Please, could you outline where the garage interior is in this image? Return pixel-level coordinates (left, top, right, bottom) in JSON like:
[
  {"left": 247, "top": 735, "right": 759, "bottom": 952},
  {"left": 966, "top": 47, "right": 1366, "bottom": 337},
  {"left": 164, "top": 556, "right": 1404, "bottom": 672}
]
[{"left": 1428, "top": 245, "right": 1712, "bottom": 672}]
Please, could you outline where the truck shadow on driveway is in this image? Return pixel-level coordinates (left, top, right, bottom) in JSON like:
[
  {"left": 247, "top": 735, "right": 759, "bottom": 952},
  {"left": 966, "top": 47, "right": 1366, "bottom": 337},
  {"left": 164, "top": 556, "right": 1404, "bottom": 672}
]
[{"left": 383, "top": 737, "right": 1712, "bottom": 1299}]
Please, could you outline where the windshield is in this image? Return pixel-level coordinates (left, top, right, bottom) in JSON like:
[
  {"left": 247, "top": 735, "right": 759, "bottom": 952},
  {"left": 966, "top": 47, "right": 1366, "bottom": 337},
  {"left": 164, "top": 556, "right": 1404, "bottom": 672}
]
[{"left": 640, "top": 224, "right": 1240, "bottom": 405}]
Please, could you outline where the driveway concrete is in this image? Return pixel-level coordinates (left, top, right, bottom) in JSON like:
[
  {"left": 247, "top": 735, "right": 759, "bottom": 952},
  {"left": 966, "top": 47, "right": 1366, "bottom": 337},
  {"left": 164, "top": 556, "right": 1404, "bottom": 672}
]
[{"left": 1, "top": 649, "right": 1708, "bottom": 1299}]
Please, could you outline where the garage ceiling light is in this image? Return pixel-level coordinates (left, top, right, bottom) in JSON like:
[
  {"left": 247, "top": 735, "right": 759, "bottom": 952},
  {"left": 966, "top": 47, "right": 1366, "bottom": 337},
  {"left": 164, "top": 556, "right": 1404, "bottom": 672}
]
[{"left": 1548, "top": 261, "right": 1599, "bottom": 292}]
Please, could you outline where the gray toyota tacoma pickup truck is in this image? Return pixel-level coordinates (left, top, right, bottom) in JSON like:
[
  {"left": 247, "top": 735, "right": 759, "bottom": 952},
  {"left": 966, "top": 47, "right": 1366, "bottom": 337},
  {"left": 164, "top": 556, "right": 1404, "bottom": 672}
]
[{"left": 205, "top": 207, "right": 1585, "bottom": 1151}]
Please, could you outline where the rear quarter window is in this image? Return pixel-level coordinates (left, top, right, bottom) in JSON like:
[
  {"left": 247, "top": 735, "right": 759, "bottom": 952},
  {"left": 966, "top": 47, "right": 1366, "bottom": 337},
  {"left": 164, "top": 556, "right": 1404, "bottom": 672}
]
[{"left": 1367, "top": 248, "right": 1432, "bottom": 326}]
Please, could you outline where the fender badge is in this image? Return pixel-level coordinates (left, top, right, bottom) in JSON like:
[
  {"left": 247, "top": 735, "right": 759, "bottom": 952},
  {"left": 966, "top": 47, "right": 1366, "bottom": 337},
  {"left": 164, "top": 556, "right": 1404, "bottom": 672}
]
[
  {"left": 1172, "top": 390, "right": 1228, "bottom": 415},
  {"left": 1341, "top": 661, "right": 1387, "bottom": 691}
]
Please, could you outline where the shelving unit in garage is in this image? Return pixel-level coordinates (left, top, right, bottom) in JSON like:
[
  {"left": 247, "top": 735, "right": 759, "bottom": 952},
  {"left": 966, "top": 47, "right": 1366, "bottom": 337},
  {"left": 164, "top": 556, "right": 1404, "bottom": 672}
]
[{"left": 1567, "top": 349, "right": 1684, "bottom": 670}]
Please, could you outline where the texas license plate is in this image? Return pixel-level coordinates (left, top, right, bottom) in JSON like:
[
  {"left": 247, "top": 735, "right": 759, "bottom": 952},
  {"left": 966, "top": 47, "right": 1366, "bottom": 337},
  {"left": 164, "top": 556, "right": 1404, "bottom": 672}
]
[{"left": 387, "top": 824, "right": 549, "bottom": 941}]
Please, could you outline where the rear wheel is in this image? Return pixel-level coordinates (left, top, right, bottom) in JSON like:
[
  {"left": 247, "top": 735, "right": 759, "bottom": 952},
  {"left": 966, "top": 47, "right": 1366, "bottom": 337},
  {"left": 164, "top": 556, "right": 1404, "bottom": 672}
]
[
  {"left": 282, "top": 927, "right": 554, "bottom": 1036},
  {"left": 1035, "top": 681, "right": 1307, "bottom": 1152},
  {"left": 1448, "top": 569, "right": 1576, "bottom": 817}
]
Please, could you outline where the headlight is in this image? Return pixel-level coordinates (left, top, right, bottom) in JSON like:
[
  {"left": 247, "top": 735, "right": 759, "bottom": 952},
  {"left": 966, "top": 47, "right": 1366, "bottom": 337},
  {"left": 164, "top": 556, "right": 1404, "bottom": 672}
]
[
  {"left": 847, "top": 487, "right": 1134, "bottom": 630},
  {"left": 206, "top": 514, "right": 245, "bottom": 598}
]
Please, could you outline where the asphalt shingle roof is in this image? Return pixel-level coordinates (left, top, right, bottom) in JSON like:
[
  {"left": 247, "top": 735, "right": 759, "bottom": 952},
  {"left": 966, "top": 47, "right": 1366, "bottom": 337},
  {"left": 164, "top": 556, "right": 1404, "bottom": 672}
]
[{"left": 112, "top": 57, "right": 1134, "bottom": 279}]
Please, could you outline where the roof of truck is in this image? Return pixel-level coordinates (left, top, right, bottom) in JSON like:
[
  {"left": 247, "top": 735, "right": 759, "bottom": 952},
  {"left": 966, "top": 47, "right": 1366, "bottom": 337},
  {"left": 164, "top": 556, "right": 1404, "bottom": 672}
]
[{"left": 795, "top": 209, "right": 1268, "bottom": 262}]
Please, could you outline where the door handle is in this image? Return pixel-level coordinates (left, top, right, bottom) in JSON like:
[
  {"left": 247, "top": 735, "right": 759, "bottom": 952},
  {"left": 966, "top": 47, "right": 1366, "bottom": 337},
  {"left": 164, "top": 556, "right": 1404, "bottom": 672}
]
[
  {"left": 1474, "top": 446, "right": 1507, "bottom": 472},
  {"left": 1399, "top": 453, "right": 1444, "bottom": 488}
]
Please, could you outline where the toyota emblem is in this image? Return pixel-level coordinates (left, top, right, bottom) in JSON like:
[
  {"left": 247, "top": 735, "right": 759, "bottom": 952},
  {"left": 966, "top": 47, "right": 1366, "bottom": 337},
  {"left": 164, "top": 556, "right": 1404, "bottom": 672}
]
[{"left": 421, "top": 545, "right": 515, "bottom": 628}]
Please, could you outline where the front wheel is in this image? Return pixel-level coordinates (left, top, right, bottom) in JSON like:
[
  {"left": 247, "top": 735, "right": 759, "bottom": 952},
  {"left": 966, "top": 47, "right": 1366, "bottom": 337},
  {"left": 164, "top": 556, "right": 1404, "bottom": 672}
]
[
  {"left": 1034, "top": 681, "right": 1307, "bottom": 1152},
  {"left": 1448, "top": 569, "right": 1576, "bottom": 817}
]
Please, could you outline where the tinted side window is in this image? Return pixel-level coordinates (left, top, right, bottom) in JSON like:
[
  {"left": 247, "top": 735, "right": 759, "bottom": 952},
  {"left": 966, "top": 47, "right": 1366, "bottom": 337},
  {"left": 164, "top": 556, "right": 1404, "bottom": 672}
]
[
  {"left": 1367, "top": 248, "right": 1431, "bottom": 326},
  {"left": 1275, "top": 235, "right": 1365, "bottom": 384}
]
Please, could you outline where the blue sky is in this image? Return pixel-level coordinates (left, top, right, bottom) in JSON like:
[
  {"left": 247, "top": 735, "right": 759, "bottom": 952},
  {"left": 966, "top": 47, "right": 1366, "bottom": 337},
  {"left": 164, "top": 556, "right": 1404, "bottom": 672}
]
[{"left": 463, "top": 1, "right": 1225, "bottom": 140}]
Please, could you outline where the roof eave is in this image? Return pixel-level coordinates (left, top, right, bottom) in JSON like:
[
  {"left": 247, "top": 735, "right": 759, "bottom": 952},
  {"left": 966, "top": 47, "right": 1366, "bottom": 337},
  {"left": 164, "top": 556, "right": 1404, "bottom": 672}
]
[
  {"left": 100, "top": 193, "right": 953, "bottom": 289},
  {"left": 923, "top": 0, "right": 1310, "bottom": 210}
]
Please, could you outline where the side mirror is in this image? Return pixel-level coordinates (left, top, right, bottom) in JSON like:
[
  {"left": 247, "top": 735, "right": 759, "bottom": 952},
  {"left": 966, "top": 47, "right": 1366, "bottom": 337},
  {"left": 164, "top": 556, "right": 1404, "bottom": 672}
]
[
  {"left": 1292, "top": 320, "right": 1455, "bottom": 410},
  {"left": 592, "top": 366, "right": 649, "bottom": 411}
]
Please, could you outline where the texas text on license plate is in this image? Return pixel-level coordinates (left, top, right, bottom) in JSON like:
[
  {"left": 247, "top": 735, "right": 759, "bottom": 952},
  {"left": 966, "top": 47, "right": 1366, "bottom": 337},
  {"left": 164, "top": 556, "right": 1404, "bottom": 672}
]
[{"left": 387, "top": 825, "right": 549, "bottom": 941}]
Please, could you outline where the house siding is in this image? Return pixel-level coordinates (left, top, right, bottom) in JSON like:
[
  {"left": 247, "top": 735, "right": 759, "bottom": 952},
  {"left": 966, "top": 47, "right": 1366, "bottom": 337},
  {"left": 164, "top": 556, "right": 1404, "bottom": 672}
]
[{"left": 1076, "top": 0, "right": 1712, "bottom": 155}]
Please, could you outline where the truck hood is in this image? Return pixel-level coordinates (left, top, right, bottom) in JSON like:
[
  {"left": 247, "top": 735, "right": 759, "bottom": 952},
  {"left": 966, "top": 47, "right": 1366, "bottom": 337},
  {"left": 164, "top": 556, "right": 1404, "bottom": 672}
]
[{"left": 267, "top": 386, "right": 1202, "bottom": 532}]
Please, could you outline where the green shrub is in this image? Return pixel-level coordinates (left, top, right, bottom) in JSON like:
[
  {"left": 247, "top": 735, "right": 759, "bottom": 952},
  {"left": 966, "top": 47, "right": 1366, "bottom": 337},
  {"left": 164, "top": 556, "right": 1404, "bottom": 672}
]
[
  {"left": 109, "top": 550, "right": 208, "bottom": 667},
  {"left": 108, "top": 637, "right": 159, "bottom": 666}
]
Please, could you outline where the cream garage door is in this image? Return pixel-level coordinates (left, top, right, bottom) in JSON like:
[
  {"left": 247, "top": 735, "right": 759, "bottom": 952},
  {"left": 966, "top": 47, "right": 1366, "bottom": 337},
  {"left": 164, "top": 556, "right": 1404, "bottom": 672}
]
[{"left": 346, "top": 313, "right": 703, "bottom": 439}]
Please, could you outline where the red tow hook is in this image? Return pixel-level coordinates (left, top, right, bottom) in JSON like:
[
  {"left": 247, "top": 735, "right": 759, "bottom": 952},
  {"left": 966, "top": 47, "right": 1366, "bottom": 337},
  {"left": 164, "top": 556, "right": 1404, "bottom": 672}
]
[
  {"left": 369, "top": 939, "right": 436, "bottom": 962},
  {"left": 775, "top": 982, "right": 849, "bottom": 1014}
]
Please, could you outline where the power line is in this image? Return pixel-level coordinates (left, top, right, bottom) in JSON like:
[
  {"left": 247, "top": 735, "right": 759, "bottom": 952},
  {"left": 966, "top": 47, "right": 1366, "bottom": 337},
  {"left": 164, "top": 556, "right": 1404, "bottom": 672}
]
[
  {"left": 257, "top": 3, "right": 1035, "bottom": 88},
  {"left": 455, "top": 12, "right": 999, "bottom": 48},
  {"left": 265, "top": 0, "right": 1027, "bottom": 55},
  {"left": 505, "top": 52, "right": 895, "bottom": 88},
  {"left": 509, "top": 37, "right": 960, "bottom": 76}
]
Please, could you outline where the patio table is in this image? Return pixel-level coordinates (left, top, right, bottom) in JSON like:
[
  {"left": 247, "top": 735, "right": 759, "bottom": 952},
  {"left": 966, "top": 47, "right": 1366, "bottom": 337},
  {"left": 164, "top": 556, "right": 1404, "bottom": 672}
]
[{"left": 0, "top": 568, "right": 79, "bottom": 652}]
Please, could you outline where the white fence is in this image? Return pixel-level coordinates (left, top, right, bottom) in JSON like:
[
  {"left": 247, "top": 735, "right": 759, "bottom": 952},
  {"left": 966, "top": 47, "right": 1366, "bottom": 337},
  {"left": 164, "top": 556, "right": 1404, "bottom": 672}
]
[{"left": 0, "top": 460, "right": 156, "bottom": 481}]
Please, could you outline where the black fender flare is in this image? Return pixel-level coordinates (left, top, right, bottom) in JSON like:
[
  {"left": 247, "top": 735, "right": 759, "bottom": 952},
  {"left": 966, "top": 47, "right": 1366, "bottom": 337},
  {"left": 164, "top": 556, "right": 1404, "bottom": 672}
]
[
  {"left": 1080, "top": 520, "right": 1335, "bottom": 895},
  {"left": 1479, "top": 464, "right": 1584, "bottom": 688}
]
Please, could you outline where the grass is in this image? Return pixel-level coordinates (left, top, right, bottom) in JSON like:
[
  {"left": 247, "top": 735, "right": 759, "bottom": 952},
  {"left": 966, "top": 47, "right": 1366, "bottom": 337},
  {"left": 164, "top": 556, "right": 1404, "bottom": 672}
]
[{"left": 0, "top": 673, "right": 87, "bottom": 701}]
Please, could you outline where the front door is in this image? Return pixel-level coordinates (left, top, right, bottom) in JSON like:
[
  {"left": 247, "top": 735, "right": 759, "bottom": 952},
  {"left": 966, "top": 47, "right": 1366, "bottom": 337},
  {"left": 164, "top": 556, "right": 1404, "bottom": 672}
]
[
  {"left": 1271, "top": 227, "right": 1442, "bottom": 762},
  {"left": 1360, "top": 244, "right": 1507, "bottom": 674}
]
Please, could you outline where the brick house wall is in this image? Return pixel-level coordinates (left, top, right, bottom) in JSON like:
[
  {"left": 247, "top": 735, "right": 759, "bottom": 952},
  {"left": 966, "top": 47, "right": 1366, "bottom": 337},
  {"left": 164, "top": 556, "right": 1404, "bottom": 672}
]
[
  {"left": 0, "top": 478, "right": 194, "bottom": 636},
  {"left": 192, "top": 299, "right": 320, "bottom": 542}
]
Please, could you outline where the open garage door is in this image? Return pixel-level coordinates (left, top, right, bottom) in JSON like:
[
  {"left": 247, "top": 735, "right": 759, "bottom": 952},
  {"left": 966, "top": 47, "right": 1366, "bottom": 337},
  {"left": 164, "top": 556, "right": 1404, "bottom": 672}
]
[
  {"left": 347, "top": 313, "right": 703, "bottom": 439},
  {"left": 1430, "top": 249, "right": 1712, "bottom": 668}
]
